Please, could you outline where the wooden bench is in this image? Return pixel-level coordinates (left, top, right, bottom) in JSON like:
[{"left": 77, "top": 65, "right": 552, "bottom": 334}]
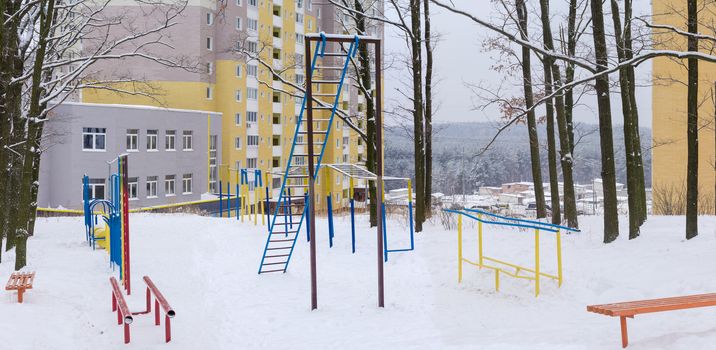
[
  {"left": 5, "top": 272, "right": 35, "bottom": 303},
  {"left": 587, "top": 293, "right": 716, "bottom": 348}
]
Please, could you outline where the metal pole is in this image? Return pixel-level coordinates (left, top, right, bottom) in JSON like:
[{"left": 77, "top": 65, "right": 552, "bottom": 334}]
[
  {"left": 305, "top": 39, "right": 318, "bottom": 310},
  {"left": 375, "top": 40, "right": 385, "bottom": 308}
]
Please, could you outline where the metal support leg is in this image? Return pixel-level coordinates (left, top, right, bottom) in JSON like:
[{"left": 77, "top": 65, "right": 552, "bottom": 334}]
[{"left": 165, "top": 315, "right": 172, "bottom": 342}]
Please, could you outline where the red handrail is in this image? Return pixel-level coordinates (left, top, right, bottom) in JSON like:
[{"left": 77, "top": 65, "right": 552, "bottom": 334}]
[
  {"left": 143, "top": 276, "right": 175, "bottom": 342},
  {"left": 109, "top": 277, "right": 133, "bottom": 344}
]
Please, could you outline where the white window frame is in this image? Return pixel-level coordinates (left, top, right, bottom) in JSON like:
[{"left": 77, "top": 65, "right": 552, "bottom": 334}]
[
  {"left": 128, "top": 178, "right": 138, "bottom": 200},
  {"left": 206, "top": 12, "right": 213, "bottom": 25},
  {"left": 82, "top": 127, "right": 107, "bottom": 152},
  {"left": 247, "top": 64, "right": 258, "bottom": 77},
  {"left": 146, "top": 129, "right": 158, "bottom": 151},
  {"left": 236, "top": 17, "right": 242, "bottom": 29},
  {"left": 183, "top": 131, "right": 193, "bottom": 151},
  {"left": 126, "top": 129, "right": 138, "bottom": 152},
  {"left": 235, "top": 136, "right": 242, "bottom": 149},
  {"left": 206, "top": 37, "right": 213, "bottom": 51},
  {"left": 146, "top": 176, "right": 158, "bottom": 198},
  {"left": 247, "top": 87, "right": 258, "bottom": 100},
  {"left": 236, "top": 64, "right": 242, "bottom": 77},
  {"left": 206, "top": 86, "right": 213, "bottom": 100},
  {"left": 236, "top": 89, "right": 242, "bottom": 102},
  {"left": 235, "top": 112, "right": 242, "bottom": 125},
  {"left": 88, "top": 178, "right": 106, "bottom": 199},
  {"left": 165, "top": 175, "right": 175, "bottom": 196},
  {"left": 182, "top": 174, "right": 193, "bottom": 194},
  {"left": 165, "top": 130, "right": 176, "bottom": 151},
  {"left": 247, "top": 111, "right": 257, "bottom": 122}
]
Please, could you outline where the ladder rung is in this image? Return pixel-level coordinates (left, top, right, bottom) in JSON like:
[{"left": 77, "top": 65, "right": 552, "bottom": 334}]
[
  {"left": 265, "top": 254, "right": 290, "bottom": 259},
  {"left": 262, "top": 261, "right": 287, "bottom": 266},
  {"left": 292, "top": 153, "right": 320, "bottom": 157},
  {"left": 259, "top": 269, "right": 285, "bottom": 273},
  {"left": 298, "top": 131, "right": 328, "bottom": 135},
  {"left": 313, "top": 93, "right": 338, "bottom": 97},
  {"left": 286, "top": 174, "right": 309, "bottom": 178},
  {"left": 322, "top": 52, "right": 348, "bottom": 57},
  {"left": 285, "top": 184, "right": 308, "bottom": 188},
  {"left": 267, "top": 246, "right": 292, "bottom": 250}
]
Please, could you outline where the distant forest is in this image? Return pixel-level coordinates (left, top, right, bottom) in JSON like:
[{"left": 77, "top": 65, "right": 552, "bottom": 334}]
[{"left": 384, "top": 122, "right": 652, "bottom": 195}]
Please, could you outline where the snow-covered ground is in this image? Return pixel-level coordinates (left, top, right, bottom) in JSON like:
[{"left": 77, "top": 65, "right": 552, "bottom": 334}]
[{"left": 1, "top": 213, "right": 716, "bottom": 349}]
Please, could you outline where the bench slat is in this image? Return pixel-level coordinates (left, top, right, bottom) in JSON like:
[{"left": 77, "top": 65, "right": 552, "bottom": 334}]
[
  {"left": 588, "top": 293, "right": 716, "bottom": 316},
  {"left": 5, "top": 272, "right": 35, "bottom": 291}
]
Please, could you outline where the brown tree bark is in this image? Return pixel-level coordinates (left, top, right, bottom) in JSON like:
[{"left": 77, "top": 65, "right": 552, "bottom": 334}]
[
  {"left": 410, "top": 0, "right": 426, "bottom": 232},
  {"left": 590, "top": 0, "right": 620, "bottom": 243},
  {"left": 516, "top": 0, "right": 547, "bottom": 219},
  {"left": 686, "top": 0, "right": 698, "bottom": 239},
  {"left": 543, "top": 63, "right": 561, "bottom": 225},
  {"left": 423, "top": 0, "right": 433, "bottom": 217},
  {"left": 539, "top": 0, "right": 578, "bottom": 228}
]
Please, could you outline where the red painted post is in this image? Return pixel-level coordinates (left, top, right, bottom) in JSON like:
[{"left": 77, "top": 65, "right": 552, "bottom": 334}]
[
  {"left": 124, "top": 323, "right": 130, "bottom": 344},
  {"left": 117, "top": 308, "right": 122, "bottom": 325},
  {"left": 146, "top": 287, "right": 151, "bottom": 313},
  {"left": 112, "top": 293, "right": 117, "bottom": 312},
  {"left": 165, "top": 315, "right": 171, "bottom": 343},
  {"left": 155, "top": 299, "right": 160, "bottom": 325}
]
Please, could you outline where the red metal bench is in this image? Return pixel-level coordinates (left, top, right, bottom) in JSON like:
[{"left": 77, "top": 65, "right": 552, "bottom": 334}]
[
  {"left": 587, "top": 293, "right": 716, "bottom": 348},
  {"left": 5, "top": 272, "right": 35, "bottom": 303},
  {"left": 109, "top": 276, "right": 175, "bottom": 344}
]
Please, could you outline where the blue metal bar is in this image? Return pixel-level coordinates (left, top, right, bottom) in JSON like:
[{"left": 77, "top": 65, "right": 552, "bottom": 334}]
[
  {"left": 463, "top": 208, "right": 580, "bottom": 232},
  {"left": 288, "top": 188, "right": 293, "bottom": 229},
  {"left": 265, "top": 183, "right": 270, "bottom": 230},
  {"left": 327, "top": 193, "right": 334, "bottom": 248},
  {"left": 408, "top": 201, "right": 415, "bottom": 250},
  {"left": 219, "top": 181, "right": 223, "bottom": 218},
  {"left": 442, "top": 209, "right": 560, "bottom": 233},
  {"left": 350, "top": 198, "right": 356, "bottom": 254},
  {"left": 227, "top": 181, "right": 232, "bottom": 218},
  {"left": 382, "top": 202, "right": 388, "bottom": 262},
  {"left": 236, "top": 183, "right": 239, "bottom": 219}
]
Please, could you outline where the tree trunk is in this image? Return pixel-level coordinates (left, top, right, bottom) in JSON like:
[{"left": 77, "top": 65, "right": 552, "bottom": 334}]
[
  {"left": 516, "top": 0, "right": 547, "bottom": 219},
  {"left": 686, "top": 0, "right": 698, "bottom": 239},
  {"left": 565, "top": 0, "right": 578, "bottom": 152},
  {"left": 543, "top": 63, "right": 561, "bottom": 225},
  {"left": 610, "top": 0, "right": 641, "bottom": 239},
  {"left": 539, "top": 0, "right": 578, "bottom": 228},
  {"left": 423, "top": 0, "right": 433, "bottom": 218},
  {"left": 410, "top": 0, "right": 425, "bottom": 232},
  {"left": 14, "top": 0, "right": 56, "bottom": 269},
  {"left": 354, "top": 0, "right": 378, "bottom": 227},
  {"left": 590, "top": 0, "right": 620, "bottom": 243}
]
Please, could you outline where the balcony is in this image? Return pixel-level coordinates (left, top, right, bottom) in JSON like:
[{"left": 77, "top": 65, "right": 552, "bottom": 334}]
[
  {"left": 273, "top": 102, "right": 282, "bottom": 113},
  {"left": 273, "top": 145, "right": 282, "bottom": 157},
  {"left": 272, "top": 123, "right": 282, "bottom": 135},
  {"left": 273, "top": 36, "right": 282, "bottom": 49},
  {"left": 273, "top": 14, "right": 282, "bottom": 28}
]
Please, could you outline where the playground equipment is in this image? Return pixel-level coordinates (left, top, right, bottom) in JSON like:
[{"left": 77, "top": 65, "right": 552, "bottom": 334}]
[
  {"left": 320, "top": 164, "right": 414, "bottom": 260},
  {"left": 216, "top": 168, "right": 267, "bottom": 225},
  {"left": 588, "top": 293, "right": 716, "bottom": 348},
  {"left": 444, "top": 208, "right": 579, "bottom": 296},
  {"left": 83, "top": 154, "right": 131, "bottom": 294},
  {"left": 257, "top": 33, "right": 385, "bottom": 309},
  {"left": 110, "top": 275, "right": 176, "bottom": 344},
  {"left": 5, "top": 272, "right": 35, "bottom": 303}
]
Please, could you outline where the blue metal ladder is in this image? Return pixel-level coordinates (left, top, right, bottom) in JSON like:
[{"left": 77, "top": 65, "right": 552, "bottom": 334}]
[{"left": 258, "top": 34, "right": 359, "bottom": 274}]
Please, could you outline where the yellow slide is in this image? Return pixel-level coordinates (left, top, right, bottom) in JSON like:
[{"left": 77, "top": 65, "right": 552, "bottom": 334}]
[{"left": 93, "top": 222, "right": 110, "bottom": 251}]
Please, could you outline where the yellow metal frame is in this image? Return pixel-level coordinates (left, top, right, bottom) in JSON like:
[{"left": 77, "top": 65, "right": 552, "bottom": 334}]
[{"left": 457, "top": 215, "right": 563, "bottom": 297}]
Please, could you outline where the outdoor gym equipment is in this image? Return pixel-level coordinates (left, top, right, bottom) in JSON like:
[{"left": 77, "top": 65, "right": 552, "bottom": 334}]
[
  {"left": 444, "top": 208, "right": 579, "bottom": 296},
  {"left": 83, "top": 154, "right": 131, "bottom": 294}
]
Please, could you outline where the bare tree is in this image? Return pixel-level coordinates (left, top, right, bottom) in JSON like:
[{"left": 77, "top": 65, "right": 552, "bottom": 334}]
[{"left": 686, "top": 0, "right": 698, "bottom": 239}]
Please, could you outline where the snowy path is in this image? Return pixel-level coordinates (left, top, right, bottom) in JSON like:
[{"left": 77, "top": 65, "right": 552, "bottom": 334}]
[{"left": 1, "top": 214, "right": 715, "bottom": 349}]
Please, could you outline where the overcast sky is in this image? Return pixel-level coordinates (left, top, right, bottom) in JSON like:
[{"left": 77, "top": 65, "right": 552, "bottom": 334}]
[{"left": 384, "top": 1, "right": 653, "bottom": 127}]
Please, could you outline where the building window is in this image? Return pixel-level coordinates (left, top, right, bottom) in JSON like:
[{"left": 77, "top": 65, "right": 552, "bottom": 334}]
[
  {"left": 248, "top": 19, "right": 258, "bottom": 31},
  {"left": 206, "top": 87, "right": 213, "bottom": 100},
  {"left": 206, "top": 62, "right": 212, "bottom": 74},
  {"left": 236, "top": 0, "right": 241, "bottom": 5},
  {"left": 182, "top": 131, "right": 193, "bottom": 150},
  {"left": 126, "top": 129, "right": 138, "bottom": 151},
  {"left": 272, "top": 135, "right": 280, "bottom": 146},
  {"left": 147, "top": 129, "right": 158, "bottom": 151},
  {"left": 206, "top": 12, "right": 213, "bottom": 25},
  {"left": 307, "top": 0, "right": 312, "bottom": 10},
  {"left": 317, "top": 8, "right": 320, "bottom": 18},
  {"left": 234, "top": 136, "right": 241, "bottom": 149},
  {"left": 272, "top": 157, "right": 280, "bottom": 168},
  {"left": 247, "top": 135, "right": 259, "bottom": 146},
  {"left": 248, "top": 0, "right": 256, "bottom": 6},
  {"left": 247, "top": 111, "right": 257, "bottom": 122},
  {"left": 145, "top": 176, "right": 157, "bottom": 198},
  {"left": 272, "top": 91, "right": 281, "bottom": 103},
  {"left": 82, "top": 127, "right": 106, "bottom": 151},
  {"left": 182, "top": 174, "right": 193, "bottom": 194},
  {"left": 165, "top": 130, "right": 176, "bottom": 150},
  {"left": 88, "top": 178, "right": 105, "bottom": 199},
  {"left": 235, "top": 113, "right": 242, "bottom": 125},
  {"left": 236, "top": 89, "right": 242, "bottom": 102},
  {"left": 128, "top": 177, "right": 138, "bottom": 200},
  {"left": 343, "top": 154, "right": 349, "bottom": 163},
  {"left": 247, "top": 64, "right": 257, "bottom": 77},
  {"left": 308, "top": 19, "right": 312, "bottom": 30},
  {"left": 165, "top": 175, "right": 175, "bottom": 196},
  {"left": 272, "top": 113, "right": 280, "bottom": 124},
  {"left": 236, "top": 64, "right": 242, "bottom": 77},
  {"left": 236, "top": 17, "right": 242, "bottom": 30},
  {"left": 247, "top": 87, "right": 258, "bottom": 100},
  {"left": 247, "top": 40, "right": 258, "bottom": 53},
  {"left": 296, "top": 13, "right": 303, "bottom": 24},
  {"left": 206, "top": 37, "right": 213, "bottom": 50},
  {"left": 247, "top": 157, "right": 257, "bottom": 169}
]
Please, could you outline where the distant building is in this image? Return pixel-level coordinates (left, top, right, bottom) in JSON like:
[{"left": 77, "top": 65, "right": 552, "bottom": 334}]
[
  {"left": 501, "top": 182, "right": 533, "bottom": 194},
  {"left": 478, "top": 186, "right": 501, "bottom": 197},
  {"left": 38, "top": 103, "right": 222, "bottom": 209}
]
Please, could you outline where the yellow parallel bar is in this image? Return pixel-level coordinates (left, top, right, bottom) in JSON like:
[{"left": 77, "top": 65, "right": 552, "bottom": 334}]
[
  {"left": 495, "top": 269, "right": 500, "bottom": 291},
  {"left": 478, "top": 214, "right": 483, "bottom": 266},
  {"left": 349, "top": 177, "right": 354, "bottom": 198},
  {"left": 37, "top": 208, "right": 85, "bottom": 214},
  {"left": 480, "top": 256, "right": 557, "bottom": 280},
  {"left": 458, "top": 214, "right": 463, "bottom": 283},
  {"left": 407, "top": 179, "right": 412, "bottom": 204},
  {"left": 556, "top": 229, "right": 563, "bottom": 287},
  {"left": 535, "top": 228, "right": 540, "bottom": 297}
]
